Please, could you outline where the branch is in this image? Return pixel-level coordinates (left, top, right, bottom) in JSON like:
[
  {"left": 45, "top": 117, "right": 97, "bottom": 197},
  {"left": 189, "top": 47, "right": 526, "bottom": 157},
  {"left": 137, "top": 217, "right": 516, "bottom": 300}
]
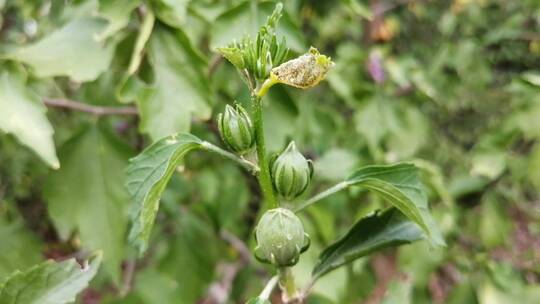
[
  {"left": 201, "top": 230, "right": 253, "bottom": 304},
  {"left": 43, "top": 98, "right": 138, "bottom": 116},
  {"left": 220, "top": 230, "right": 252, "bottom": 265}
]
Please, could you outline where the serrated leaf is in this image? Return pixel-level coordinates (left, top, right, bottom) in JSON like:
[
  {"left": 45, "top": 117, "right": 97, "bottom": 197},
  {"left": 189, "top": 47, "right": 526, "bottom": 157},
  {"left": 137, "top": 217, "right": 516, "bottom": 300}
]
[
  {"left": 344, "top": 163, "right": 445, "bottom": 246},
  {"left": 9, "top": 18, "right": 114, "bottom": 82},
  {"left": 44, "top": 125, "right": 131, "bottom": 283},
  {"left": 126, "top": 133, "right": 203, "bottom": 254},
  {"left": 0, "top": 70, "right": 59, "bottom": 168},
  {"left": 0, "top": 253, "right": 101, "bottom": 304},
  {"left": 312, "top": 208, "right": 424, "bottom": 279},
  {"left": 136, "top": 25, "right": 211, "bottom": 140}
]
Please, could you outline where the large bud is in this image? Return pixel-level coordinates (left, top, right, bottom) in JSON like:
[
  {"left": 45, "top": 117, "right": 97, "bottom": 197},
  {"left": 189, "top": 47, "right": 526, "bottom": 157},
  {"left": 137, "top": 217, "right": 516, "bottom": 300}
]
[
  {"left": 217, "top": 104, "right": 254, "bottom": 153},
  {"left": 271, "top": 142, "right": 313, "bottom": 200},
  {"left": 254, "top": 208, "right": 310, "bottom": 267},
  {"left": 270, "top": 47, "right": 334, "bottom": 89}
]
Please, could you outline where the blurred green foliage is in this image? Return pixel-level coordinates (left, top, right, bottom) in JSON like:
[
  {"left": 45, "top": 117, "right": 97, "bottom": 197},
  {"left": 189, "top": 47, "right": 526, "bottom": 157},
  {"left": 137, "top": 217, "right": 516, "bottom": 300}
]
[{"left": 0, "top": 0, "right": 539, "bottom": 303}]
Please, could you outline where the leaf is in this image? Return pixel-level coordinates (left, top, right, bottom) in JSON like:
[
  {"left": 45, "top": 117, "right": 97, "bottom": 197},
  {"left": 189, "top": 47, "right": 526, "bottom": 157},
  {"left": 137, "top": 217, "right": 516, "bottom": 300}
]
[
  {"left": 211, "top": 1, "right": 305, "bottom": 52},
  {"left": 312, "top": 208, "right": 424, "bottom": 279},
  {"left": 0, "top": 217, "right": 43, "bottom": 279},
  {"left": 344, "top": 163, "right": 445, "bottom": 246},
  {"left": 136, "top": 25, "right": 211, "bottom": 140},
  {"left": 44, "top": 125, "right": 131, "bottom": 283},
  {"left": 126, "top": 133, "right": 203, "bottom": 254},
  {"left": 97, "top": 0, "right": 141, "bottom": 40},
  {"left": 150, "top": 0, "right": 189, "bottom": 28},
  {"left": 9, "top": 18, "right": 114, "bottom": 82},
  {"left": 246, "top": 298, "right": 271, "bottom": 304},
  {"left": 0, "top": 70, "right": 59, "bottom": 168},
  {"left": 0, "top": 253, "right": 102, "bottom": 304}
]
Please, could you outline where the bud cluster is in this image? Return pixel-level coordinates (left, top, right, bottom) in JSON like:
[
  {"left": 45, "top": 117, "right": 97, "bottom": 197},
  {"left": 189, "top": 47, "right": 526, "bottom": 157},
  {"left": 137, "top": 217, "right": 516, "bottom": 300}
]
[{"left": 217, "top": 3, "right": 289, "bottom": 81}]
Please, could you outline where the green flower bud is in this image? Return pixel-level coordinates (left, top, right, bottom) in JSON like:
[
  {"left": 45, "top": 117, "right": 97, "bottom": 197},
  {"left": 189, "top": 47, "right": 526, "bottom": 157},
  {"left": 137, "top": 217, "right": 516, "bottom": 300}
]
[
  {"left": 217, "top": 104, "right": 254, "bottom": 153},
  {"left": 254, "top": 208, "right": 310, "bottom": 267},
  {"left": 271, "top": 142, "right": 313, "bottom": 200},
  {"left": 270, "top": 47, "right": 334, "bottom": 89}
]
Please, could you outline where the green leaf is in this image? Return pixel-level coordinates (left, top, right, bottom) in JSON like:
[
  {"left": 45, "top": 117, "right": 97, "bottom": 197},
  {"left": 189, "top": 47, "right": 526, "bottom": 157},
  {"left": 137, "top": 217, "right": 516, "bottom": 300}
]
[
  {"left": 0, "top": 253, "right": 102, "bottom": 304},
  {"left": 9, "top": 18, "right": 114, "bottom": 82},
  {"left": 246, "top": 298, "right": 271, "bottom": 304},
  {"left": 0, "top": 217, "right": 43, "bottom": 279},
  {"left": 344, "top": 163, "right": 445, "bottom": 246},
  {"left": 97, "top": 0, "right": 141, "bottom": 40},
  {"left": 0, "top": 70, "right": 59, "bottom": 168},
  {"left": 312, "top": 208, "right": 424, "bottom": 279},
  {"left": 136, "top": 25, "right": 211, "bottom": 140},
  {"left": 211, "top": 1, "right": 305, "bottom": 52},
  {"left": 44, "top": 125, "right": 131, "bottom": 283},
  {"left": 150, "top": 0, "right": 189, "bottom": 28},
  {"left": 126, "top": 133, "right": 203, "bottom": 254}
]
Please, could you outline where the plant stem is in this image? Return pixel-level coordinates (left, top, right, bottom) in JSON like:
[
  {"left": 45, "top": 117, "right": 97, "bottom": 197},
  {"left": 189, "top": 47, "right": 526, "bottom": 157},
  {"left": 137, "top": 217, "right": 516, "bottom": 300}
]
[
  {"left": 259, "top": 275, "right": 279, "bottom": 300},
  {"left": 252, "top": 95, "right": 278, "bottom": 209},
  {"left": 278, "top": 267, "right": 297, "bottom": 301},
  {"left": 43, "top": 98, "right": 138, "bottom": 116},
  {"left": 294, "top": 181, "right": 350, "bottom": 212},
  {"left": 201, "top": 141, "right": 260, "bottom": 174}
]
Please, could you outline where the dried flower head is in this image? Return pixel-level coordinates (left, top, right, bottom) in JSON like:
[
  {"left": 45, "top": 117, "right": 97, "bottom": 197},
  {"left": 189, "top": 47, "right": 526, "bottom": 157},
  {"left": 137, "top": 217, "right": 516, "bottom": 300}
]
[{"left": 270, "top": 47, "right": 334, "bottom": 89}]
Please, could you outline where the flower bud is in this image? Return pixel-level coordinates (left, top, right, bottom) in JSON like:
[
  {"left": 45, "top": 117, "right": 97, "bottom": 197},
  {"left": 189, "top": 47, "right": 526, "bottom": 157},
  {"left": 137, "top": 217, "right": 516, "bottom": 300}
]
[
  {"left": 270, "top": 47, "right": 334, "bottom": 89},
  {"left": 217, "top": 104, "right": 254, "bottom": 153},
  {"left": 254, "top": 208, "right": 310, "bottom": 267},
  {"left": 271, "top": 142, "right": 313, "bottom": 200}
]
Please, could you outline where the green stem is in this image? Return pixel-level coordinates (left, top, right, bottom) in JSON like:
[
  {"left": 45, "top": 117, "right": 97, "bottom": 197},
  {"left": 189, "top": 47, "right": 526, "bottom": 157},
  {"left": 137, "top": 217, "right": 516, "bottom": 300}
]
[
  {"left": 201, "top": 141, "right": 260, "bottom": 174},
  {"left": 252, "top": 95, "right": 278, "bottom": 209},
  {"left": 294, "top": 181, "right": 350, "bottom": 212},
  {"left": 259, "top": 275, "right": 279, "bottom": 300},
  {"left": 278, "top": 267, "right": 297, "bottom": 300}
]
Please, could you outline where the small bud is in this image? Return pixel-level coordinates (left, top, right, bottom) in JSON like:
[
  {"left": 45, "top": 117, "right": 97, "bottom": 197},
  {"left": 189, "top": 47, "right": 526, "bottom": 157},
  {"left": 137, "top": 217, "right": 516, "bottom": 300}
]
[
  {"left": 254, "top": 208, "right": 310, "bottom": 267},
  {"left": 270, "top": 47, "right": 334, "bottom": 89},
  {"left": 271, "top": 142, "right": 313, "bottom": 200},
  {"left": 217, "top": 104, "right": 254, "bottom": 153},
  {"left": 217, "top": 45, "right": 245, "bottom": 70}
]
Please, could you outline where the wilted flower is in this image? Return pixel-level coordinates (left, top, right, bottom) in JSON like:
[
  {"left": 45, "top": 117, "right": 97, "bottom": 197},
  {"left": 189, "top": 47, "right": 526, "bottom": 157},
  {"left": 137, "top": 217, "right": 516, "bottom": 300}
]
[{"left": 269, "top": 47, "right": 334, "bottom": 89}]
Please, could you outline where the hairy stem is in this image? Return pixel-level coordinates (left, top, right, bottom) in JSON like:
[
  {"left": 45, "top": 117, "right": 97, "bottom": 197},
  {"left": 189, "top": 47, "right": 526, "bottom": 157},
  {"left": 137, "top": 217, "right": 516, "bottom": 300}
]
[
  {"left": 259, "top": 275, "right": 279, "bottom": 300},
  {"left": 201, "top": 141, "right": 260, "bottom": 174},
  {"left": 278, "top": 267, "right": 297, "bottom": 301},
  {"left": 252, "top": 95, "right": 278, "bottom": 209},
  {"left": 202, "top": 141, "right": 259, "bottom": 174},
  {"left": 294, "top": 181, "right": 350, "bottom": 212}
]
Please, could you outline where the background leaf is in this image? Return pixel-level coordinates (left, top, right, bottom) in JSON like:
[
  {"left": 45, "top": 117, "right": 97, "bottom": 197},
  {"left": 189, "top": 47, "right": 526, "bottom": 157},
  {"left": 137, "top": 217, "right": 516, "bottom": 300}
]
[
  {"left": 136, "top": 25, "right": 211, "bottom": 140},
  {"left": 44, "top": 124, "right": 131, "bottom": 283},
  {"left": 344, "top": 163, "right": 445, "bottom": 246},
  {"left": 312, "top": 208, "right": 424, "bottom": 279},
  {"left": 9, "top": 18, "right": 114, "bottom": 82},
  {"left": 0, "top": 253, "right": 101, "bottom": 304},
  {"left": 0, "top": 69, "right": 59, "bottom": 168}
]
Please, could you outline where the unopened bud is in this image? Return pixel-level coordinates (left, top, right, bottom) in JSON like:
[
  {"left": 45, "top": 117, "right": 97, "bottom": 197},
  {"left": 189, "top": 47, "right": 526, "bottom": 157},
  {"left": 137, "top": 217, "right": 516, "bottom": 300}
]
[
  {"left": 217, "top": 104, "right": 254, "bottom": 153},
  {"left": 271, "top": 142, "right": 313, "bottom": 200},
  {"left": 254, "top": 208, "right": 310, "bottom": 267}
]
